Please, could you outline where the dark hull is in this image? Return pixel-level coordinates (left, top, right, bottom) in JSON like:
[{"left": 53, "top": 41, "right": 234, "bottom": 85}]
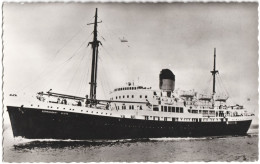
[{"left": 7, "top": 106, "right": 252, "bottom": 140}]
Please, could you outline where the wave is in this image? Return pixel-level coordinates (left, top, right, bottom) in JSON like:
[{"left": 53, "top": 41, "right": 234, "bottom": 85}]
[
  {"left": 12, "top": 136, "right": 224, "bottom": 145},
  {"left": 250, "top": 124, "right": 259, "bottom": 129},
  {"left": 13, "top": 137, "right": 128, "bottom": 144},
  {"left": 13, "top": 134, "right": 257, "bottom": 145}
]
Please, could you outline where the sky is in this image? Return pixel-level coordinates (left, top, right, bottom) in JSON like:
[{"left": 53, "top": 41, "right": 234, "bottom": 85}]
[{"left": 2, "top": 2, "right": 258, "bottom": 120}]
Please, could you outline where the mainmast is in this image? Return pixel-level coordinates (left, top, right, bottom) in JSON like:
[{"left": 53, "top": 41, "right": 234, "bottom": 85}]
[
  {"left": 88, "top": 8, "right": 102, "bottom": 101},
  {"left": 210, "top": 48, "right": 218, "bottom": 95}
]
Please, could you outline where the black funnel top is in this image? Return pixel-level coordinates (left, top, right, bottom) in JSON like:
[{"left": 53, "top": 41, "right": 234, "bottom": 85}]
[{"left": 160, "top": 69, "right": 175, "bottom": 81}]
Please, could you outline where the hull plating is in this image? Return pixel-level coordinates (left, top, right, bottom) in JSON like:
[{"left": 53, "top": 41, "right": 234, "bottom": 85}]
[{"left": 7, "top": 106, "right": 252, "bottom": 140}]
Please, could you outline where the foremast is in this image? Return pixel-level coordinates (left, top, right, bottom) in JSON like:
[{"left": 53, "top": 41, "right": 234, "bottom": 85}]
[
  {"left": 210, "top": 48, "right": 218, "bottom": 107},
  {"left": 88, "top": 8, "right": 102, "bottom": 103}
]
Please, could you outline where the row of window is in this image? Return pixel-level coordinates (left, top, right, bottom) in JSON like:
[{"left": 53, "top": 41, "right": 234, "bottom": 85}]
[
  {"left": 112, "top": 95, "right": 148, "bottom": 100},
  {"left": 120, "top": 115, "right": 136, "bottom": 119},
  {"left": 152, "top": 106, "right": 184, "bottom": 113},
  {"left": 114, "top": 86, "right": 151, "bottom": 92},
  {"left": 144, "top": 116, "right": 199, "bottom": 122},
  {"left": 188, "top": 109, "right": 215, "bottom": 114},
  {"left": 116, "top": 105, "right": 143, "bottom": 110}
]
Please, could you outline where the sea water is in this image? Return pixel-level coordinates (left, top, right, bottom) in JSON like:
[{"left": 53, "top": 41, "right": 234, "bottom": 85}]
[{"left": 3, "top": 126, "right": 258, "bottom": 162}]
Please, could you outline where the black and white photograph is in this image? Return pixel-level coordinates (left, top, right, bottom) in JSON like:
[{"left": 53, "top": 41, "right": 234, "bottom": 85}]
[{"left": 2, "top": 1, "right": 259, "bottom": 162}]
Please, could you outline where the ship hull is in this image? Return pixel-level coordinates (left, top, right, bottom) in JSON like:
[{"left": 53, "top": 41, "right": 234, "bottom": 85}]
[{"left": 7, "top": 106, "right": 252, "bottom": 140}]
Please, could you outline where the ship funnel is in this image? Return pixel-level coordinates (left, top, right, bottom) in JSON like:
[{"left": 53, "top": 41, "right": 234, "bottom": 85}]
[{"left": 159, "top": 69, "right": 175, "bottom": 94}]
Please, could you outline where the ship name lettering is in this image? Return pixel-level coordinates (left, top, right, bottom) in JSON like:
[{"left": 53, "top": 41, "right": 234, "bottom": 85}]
[
  {"left": 42, "top": 110, "right": 57, "bottom": 114},
  {"left": 61, "top": 112, "right": 68, "bottom": 115}
]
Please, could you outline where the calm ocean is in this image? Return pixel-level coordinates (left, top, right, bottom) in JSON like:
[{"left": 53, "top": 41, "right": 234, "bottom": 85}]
[{"left": 3, "top": 125, "right": 258, "bottom": 162}]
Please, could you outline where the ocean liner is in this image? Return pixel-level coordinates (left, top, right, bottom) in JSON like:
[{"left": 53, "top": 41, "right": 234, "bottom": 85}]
[{"left": 7, "top": 8, "right": 254, "bottom": 140}]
